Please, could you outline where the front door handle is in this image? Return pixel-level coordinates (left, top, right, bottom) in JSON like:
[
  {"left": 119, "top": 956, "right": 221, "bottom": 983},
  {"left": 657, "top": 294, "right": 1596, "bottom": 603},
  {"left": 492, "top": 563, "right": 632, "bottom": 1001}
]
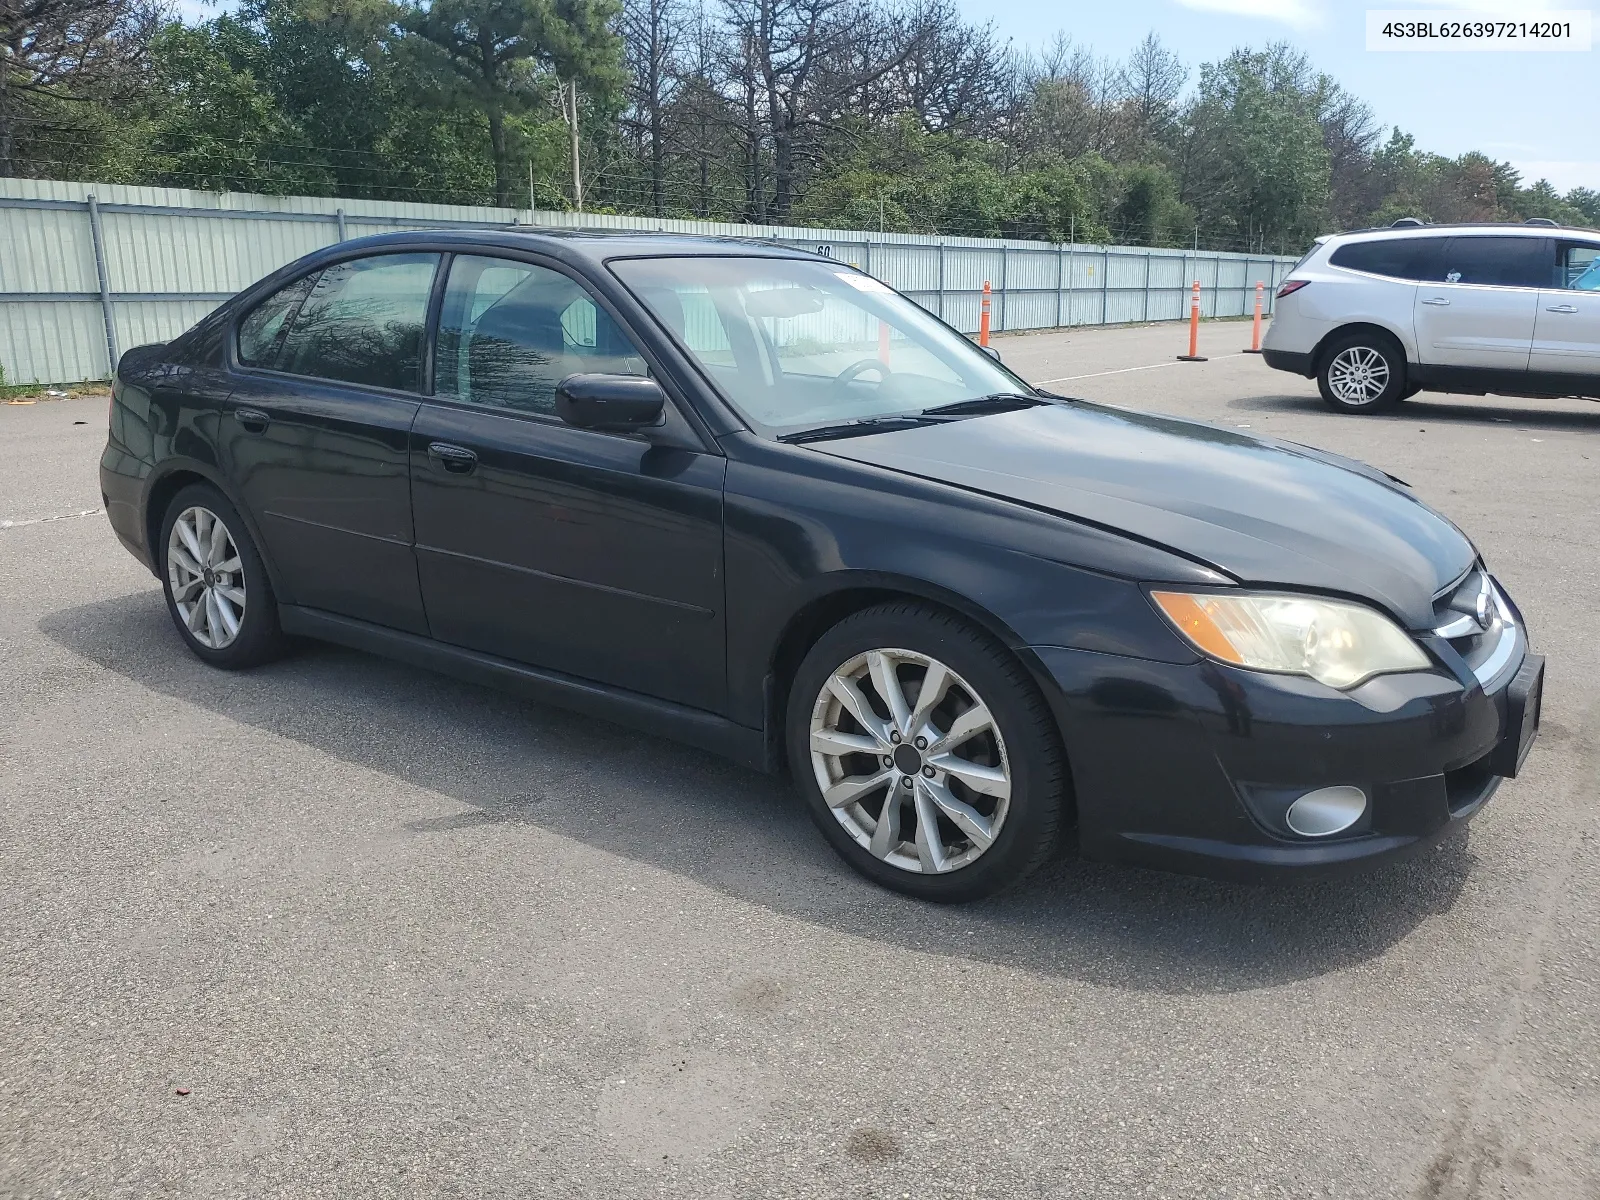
[
  {"left": 234, "top": 407, "right": 271, "bottom": 433},
  {"left": 428, "top": 442, "right": 478, "bottom": 474},
  {"left": 1546, "top": 304, "right": 1579, "bottom": 313},
  {"left": 1421, "top": 297, "right": 1451, "bottom": 307}
]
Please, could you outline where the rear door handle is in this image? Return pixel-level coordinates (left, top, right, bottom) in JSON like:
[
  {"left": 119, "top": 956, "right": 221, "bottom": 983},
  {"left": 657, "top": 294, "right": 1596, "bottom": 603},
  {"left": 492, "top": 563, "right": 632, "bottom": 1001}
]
[
  {"left": 235, "top": 407, "right": 271, "bottom": 433},
  {"left": 1421, "top": 297, "right": 1451, "bottom": 307},
  {"left": 427, "top": 442, "right": 478, "bottom": 474},
  {"left": 1546, "top": 304, "right": 1579, "bottom": 313}
]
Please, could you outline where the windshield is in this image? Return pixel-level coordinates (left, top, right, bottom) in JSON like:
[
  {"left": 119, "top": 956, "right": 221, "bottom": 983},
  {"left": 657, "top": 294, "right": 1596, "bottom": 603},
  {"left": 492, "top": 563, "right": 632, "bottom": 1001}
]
[{"left": 609, "top": 256, "right": 1030, "bottom": 432}]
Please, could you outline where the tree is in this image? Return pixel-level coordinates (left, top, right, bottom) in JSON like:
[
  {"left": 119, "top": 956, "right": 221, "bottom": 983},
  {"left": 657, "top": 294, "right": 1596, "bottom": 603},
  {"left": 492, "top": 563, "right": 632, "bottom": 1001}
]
[
  {"left": 1118, "top": 32, "right": 1184, "bottom": 155},
  {"left": 1178, "top": 46, "right": 1331, "bottom": 252},
  {"left": 1568, "top": 187, "right": 1600, "bottom": 226},
  {"left": 403, "top": 0, "right": 624, "bottom": 206},
  {"left": 620, "top": 0, "right": 682, "bottom": 214},
  {"left": 0, "top": 0, "right": 161, "bottom": 175}
]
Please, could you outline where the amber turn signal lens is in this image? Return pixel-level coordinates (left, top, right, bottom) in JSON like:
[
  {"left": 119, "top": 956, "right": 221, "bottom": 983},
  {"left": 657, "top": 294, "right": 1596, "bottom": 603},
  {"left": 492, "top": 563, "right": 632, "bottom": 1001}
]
[{"left": 1150, "top": 592, "right": 1245, "bottom": 664}]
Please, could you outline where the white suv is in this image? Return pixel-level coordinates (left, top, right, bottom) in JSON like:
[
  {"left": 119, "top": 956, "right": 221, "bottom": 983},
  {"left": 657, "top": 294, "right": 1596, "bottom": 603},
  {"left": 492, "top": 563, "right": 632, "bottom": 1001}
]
[{"left": 1262, "top": 221, "right": 1600, "bottom": 413}]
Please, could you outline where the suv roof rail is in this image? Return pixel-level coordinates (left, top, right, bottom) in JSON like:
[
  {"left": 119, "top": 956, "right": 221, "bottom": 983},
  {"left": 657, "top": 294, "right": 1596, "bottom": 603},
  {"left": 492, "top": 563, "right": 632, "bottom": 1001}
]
[
  {"left": 1524, "top": 217, "right": 1559, "bottom": 226},
  {"left": 1390, "top": 217, "right": 1426, "bottom": 227}
]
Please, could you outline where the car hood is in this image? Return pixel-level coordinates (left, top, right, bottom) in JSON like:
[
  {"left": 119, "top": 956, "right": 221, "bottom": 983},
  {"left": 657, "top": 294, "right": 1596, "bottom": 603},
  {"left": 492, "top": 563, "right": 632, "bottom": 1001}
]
[{"left": 809, "top": 401, "right": 1474, "bottom": 629}]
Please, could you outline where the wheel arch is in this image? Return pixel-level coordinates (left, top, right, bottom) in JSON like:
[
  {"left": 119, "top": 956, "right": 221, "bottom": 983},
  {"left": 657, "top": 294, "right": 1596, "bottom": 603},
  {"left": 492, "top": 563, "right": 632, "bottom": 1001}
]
[
  {"left": 761, "top": 572, "right": 1058, "bottom": 776},
  {"left": 142, "top": 460, "right": 290, "bottom": 601},
  {"left": 1310, "top": 322, "right": 1412, "bottom": 376}
]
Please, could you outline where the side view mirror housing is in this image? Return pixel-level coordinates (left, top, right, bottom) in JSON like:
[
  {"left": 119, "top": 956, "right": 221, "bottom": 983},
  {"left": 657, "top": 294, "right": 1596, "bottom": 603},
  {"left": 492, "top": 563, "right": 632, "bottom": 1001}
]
[
  {"left": 980, "top": 344, "right": 1002, "bottom": 363},
  {"left": 555, "top": 373, "right": 666, "bottom": 433}
]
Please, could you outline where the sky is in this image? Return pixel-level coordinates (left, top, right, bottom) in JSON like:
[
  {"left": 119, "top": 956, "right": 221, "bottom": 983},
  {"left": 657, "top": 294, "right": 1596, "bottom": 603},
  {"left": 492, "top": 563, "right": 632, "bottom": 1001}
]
[
  {"left": 960, "top": 0, "right": 1598, "bottom": 193},
  {"left": 170, "top": 0, "right": 1597, "bottom": 194}
]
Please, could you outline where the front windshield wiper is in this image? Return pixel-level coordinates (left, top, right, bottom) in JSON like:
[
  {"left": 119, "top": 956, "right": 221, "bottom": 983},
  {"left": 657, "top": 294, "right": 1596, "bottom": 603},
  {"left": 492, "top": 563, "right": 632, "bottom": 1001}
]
[
  {"left": 919, "top": 393, "right": 1050, "bottom": 417},
  {"left": 777, "top": 415, "right": 950, "bottom": 444}
]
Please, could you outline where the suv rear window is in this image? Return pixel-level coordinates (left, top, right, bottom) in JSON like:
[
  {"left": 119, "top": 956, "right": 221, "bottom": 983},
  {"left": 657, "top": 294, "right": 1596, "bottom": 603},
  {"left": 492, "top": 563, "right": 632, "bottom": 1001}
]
[{"left": 1329, "top": 237, "right": 1441, "bottom": 281}]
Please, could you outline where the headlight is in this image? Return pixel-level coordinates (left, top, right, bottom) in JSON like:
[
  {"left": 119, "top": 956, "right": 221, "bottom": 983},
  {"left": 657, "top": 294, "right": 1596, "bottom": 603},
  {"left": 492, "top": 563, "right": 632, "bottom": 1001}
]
[{"left": 1151, "top": 590, "right": 1429, "bottom": 689}]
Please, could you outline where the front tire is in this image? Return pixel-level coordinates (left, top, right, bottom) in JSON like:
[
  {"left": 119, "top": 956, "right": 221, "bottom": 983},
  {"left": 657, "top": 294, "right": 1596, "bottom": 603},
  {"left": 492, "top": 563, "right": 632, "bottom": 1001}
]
[
  {"left": 786, "top": 602, "right": 1068, "bottom": 902},
  {"left": 1317, "top": 333, "right": 1407, "bottom": 413},
  {"left": 158, "top": 483, "right": 285, "bottom": 669}
]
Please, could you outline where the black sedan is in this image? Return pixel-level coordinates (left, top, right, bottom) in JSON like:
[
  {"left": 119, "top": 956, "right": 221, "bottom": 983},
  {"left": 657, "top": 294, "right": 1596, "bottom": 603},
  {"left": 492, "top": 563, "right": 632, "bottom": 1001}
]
[{"left": 101, "top": 230, "right": 1544, "bottom": 901}]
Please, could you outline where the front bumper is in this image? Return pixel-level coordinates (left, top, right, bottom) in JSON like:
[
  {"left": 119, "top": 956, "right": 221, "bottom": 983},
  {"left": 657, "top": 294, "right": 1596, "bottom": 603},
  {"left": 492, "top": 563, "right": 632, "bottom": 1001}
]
[{"left": 1029, "top": 623, "right": 1541, "bottom": 883}]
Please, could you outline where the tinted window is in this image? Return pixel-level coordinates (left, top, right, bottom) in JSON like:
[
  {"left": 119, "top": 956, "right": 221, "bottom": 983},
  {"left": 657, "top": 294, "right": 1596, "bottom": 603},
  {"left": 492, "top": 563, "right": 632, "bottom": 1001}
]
[
  {"left": 276, "top": 254, "right": 439, "bottom": 390},
  {"left": 1329, "top": 237, "right": 1441, "bottom": 281},
  {"left": 1439, "top": 236, "right": 1552, "bottom": 288},
  {"left": 435, "top": 255, "right": 647, "bottom": 415},
  {"left": 238, "top": 273, "right": 315, "bottom": 367},
  {"left": 1558, "top": 243, "right": 1600, "bottom": 290}
]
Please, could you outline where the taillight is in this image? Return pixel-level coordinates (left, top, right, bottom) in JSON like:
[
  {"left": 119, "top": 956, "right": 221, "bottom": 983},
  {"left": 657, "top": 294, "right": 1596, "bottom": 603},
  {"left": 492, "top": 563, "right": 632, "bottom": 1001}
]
[{"left": 1277, "top": 279, "right": 1310, "bottom": 299}]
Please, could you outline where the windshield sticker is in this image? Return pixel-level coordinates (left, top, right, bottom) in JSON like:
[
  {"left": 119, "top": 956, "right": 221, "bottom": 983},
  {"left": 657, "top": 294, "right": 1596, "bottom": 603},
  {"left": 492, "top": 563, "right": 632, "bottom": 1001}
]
[{"left": 835, "top": 272, "right": 892, "bottom": 293}]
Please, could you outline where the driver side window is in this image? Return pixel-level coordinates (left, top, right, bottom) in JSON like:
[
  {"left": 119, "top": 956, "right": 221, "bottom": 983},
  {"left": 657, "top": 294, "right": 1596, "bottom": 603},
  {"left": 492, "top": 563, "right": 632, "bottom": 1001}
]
[
  {"left": 1559, "top": 244, "right": 1600, "bottom": 291},
  {"left": 435, "top": 255, "right": 648, "bottom": 415}
]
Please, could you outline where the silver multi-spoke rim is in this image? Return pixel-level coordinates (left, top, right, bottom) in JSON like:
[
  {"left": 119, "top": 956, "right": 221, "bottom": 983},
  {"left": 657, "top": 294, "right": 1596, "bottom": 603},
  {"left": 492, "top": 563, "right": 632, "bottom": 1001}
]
[
  {"left": 1327, "top": 346, "right": 1391, "bottom": 405},
  {"left": 166, "top": 506, "right": 246, "bottom": 650},
  {"left": 809, "top": 648, "right": 1011, "bottom": 875}
]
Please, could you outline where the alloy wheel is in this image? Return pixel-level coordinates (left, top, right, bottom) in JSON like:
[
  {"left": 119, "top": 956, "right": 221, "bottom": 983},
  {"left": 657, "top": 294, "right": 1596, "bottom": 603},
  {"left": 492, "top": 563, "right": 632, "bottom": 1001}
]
[
  {"left": 808, "top": 648, "right": 1012, "bottom": 874},
  {"left": 166, "top": 505, "right": 246, "bottom": 650},
  {"left": 1326, "top": 345, "right": 1391, "bottom": 406}
]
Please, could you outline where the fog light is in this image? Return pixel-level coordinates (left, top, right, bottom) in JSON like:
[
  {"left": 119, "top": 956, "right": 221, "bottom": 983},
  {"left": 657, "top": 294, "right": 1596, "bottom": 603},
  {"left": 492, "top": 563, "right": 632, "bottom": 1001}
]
[{"left": 1284, "top": 786, "right": 1367, "bottom": 837}]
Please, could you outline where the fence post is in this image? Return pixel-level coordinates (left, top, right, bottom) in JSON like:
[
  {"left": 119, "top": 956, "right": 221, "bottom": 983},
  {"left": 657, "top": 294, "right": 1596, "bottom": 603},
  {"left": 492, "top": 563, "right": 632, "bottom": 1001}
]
[
  {"left": 85, "top": 194, "right": 120, "bottom": 377},
  {"left": 336, "top": 208, "right": 347, "bottom": 242},
  {"left": 998, "top": 245, "right": 1008, "bottom": 332},
  {"left": 1101, "top": 247, "right": 1110, "bottom": 324},
  {"left": 1066, "top": 246, "right": 1074, "bottom": 326},
  {"left": 1143, "top": 252, "right": 1151, "bottom": 323},
  {"left": 937, "top": 242, "right": 945, "bottom": 320},
  {"left": 864, "top": 239, "right": 872, "bottom": 276},
  {"left": 1054, "top": 244, "right": 1064, "bottom": 328}
]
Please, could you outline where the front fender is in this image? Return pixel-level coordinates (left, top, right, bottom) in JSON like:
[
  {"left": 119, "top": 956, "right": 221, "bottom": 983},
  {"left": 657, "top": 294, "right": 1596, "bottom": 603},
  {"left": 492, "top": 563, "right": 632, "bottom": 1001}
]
[{"left": 721, "top": 443, "right": 1209, "bottom": 730}]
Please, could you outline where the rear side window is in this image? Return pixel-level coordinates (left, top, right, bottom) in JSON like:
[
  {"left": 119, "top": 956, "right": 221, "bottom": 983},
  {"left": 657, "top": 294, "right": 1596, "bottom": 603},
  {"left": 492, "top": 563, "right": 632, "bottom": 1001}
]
[
  {"left": 276, "top": 253, "right": 440, "bottom": 391},
  {"left": 237, "top": 273, "right": 315, "bottom": 367},
  {"left": 1438, "top": 236, "right": 1552, "bottom": 288},
  {"left": 434, "top": 255, "right": 648, "bottom": 415},
  {"left": 1328, "top": 237, "right": 1441, "bottom": 281},
  {"left": 1558, "top": 243, "right": 1600, "bottom": 290}
]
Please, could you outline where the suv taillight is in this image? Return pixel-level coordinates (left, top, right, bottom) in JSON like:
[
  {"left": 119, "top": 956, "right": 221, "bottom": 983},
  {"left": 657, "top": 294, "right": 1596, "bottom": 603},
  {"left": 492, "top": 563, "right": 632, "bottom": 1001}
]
[{"left": 1276, "top": 279, "right": 1310, "bottom": 299}]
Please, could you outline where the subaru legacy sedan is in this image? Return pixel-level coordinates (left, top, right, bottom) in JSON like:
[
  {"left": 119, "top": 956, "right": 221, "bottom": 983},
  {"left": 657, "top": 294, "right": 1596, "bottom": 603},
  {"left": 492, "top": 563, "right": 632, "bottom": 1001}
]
[{"left": 101, "top": 231, "right": 1543, "bottom": 901}]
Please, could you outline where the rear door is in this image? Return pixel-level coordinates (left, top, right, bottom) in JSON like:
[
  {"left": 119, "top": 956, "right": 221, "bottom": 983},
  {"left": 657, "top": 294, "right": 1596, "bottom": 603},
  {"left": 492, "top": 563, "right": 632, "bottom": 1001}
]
[
  {"left": 1530, "top": 240, "right": 1600, "bottom": 378},
  {"left": 1413, "top": 235, "right": 1550, "bottom": 371},
  {"left": 409, "top": 253, "right": 727, "bottom": 712},
  {"left": 225, "top": 252, "right": 440, "bottom": 634}
]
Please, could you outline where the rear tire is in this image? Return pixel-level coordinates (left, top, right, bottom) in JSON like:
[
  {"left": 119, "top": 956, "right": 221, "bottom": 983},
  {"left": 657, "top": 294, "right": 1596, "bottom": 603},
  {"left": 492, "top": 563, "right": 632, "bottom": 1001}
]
[
  {"left": 158, "top": 483, "right": 286, "bottom": 669},
  {"left": 786, "top": 602, "right": 1068, "bottom": 903},
  {"left": 1317, "top": 332, "right": 1407, "bottom": 414}
]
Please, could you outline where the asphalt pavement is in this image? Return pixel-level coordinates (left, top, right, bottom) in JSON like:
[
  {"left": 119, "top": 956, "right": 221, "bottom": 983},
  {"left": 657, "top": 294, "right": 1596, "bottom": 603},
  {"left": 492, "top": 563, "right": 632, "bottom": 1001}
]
[{"left": 2, "top": 320, "right": 1597, "bottom": 1199}]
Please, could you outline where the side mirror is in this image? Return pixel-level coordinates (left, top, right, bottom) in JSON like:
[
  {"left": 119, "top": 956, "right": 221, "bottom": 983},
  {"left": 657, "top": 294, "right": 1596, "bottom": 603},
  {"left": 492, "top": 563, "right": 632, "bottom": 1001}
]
[
  {"left": 980, "top": 344, "right": 1002, "bottom": 363},
  {"left": 555, "top": 373, "right": 666, "bottom": 433}
]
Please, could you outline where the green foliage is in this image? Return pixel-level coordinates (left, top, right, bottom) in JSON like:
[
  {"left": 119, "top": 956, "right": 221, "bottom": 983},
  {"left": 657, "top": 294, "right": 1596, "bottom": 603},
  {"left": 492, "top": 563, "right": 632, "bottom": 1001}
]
[
  {"left": 1182, "top": 47, "right": 1332, "bottom": 251},
  {"left": 1568, "top": 188, "right": 1600, "bottom": 227},
  {"left": 6, "top": 3, "right": 1594, "bottom": 251},
  {"left": 1115, "top": 163, "right": 1192, "bottom": 247}
]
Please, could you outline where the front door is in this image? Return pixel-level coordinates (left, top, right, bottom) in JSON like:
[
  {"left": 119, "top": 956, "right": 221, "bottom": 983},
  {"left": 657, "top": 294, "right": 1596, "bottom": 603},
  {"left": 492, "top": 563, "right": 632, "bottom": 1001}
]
[
  {"left": 1530, "top": 240, "right": 1600, "bottom": 380},
  {"left": 409, "top": 253, "right": 727, "bottom": 713},
  {"left": 1413, "top": 235, "right": 1550, "bottom": 371},
  {"left": 224, "top": 252, "right": 440, "bottom": 634}
]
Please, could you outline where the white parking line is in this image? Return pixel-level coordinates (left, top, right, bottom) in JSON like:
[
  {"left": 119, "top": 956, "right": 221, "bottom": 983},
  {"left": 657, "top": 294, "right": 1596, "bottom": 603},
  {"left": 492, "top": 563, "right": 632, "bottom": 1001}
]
[
  {"left": 1037, "top": 352, "right": 1248, "bottom": 385},
  {"left": 0, "top": 507, "right": 104, "bottom": 530}
]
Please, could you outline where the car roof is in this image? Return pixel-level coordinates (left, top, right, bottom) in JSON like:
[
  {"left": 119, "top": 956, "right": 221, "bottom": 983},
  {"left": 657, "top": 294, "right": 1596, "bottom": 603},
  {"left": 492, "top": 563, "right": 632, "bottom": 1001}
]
[
  {"left": 309, "top": 227, "right": 824, "bottom": 264},
  {"left": 1332, "top": 222, "right": 1598, "bottom": 243}
]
